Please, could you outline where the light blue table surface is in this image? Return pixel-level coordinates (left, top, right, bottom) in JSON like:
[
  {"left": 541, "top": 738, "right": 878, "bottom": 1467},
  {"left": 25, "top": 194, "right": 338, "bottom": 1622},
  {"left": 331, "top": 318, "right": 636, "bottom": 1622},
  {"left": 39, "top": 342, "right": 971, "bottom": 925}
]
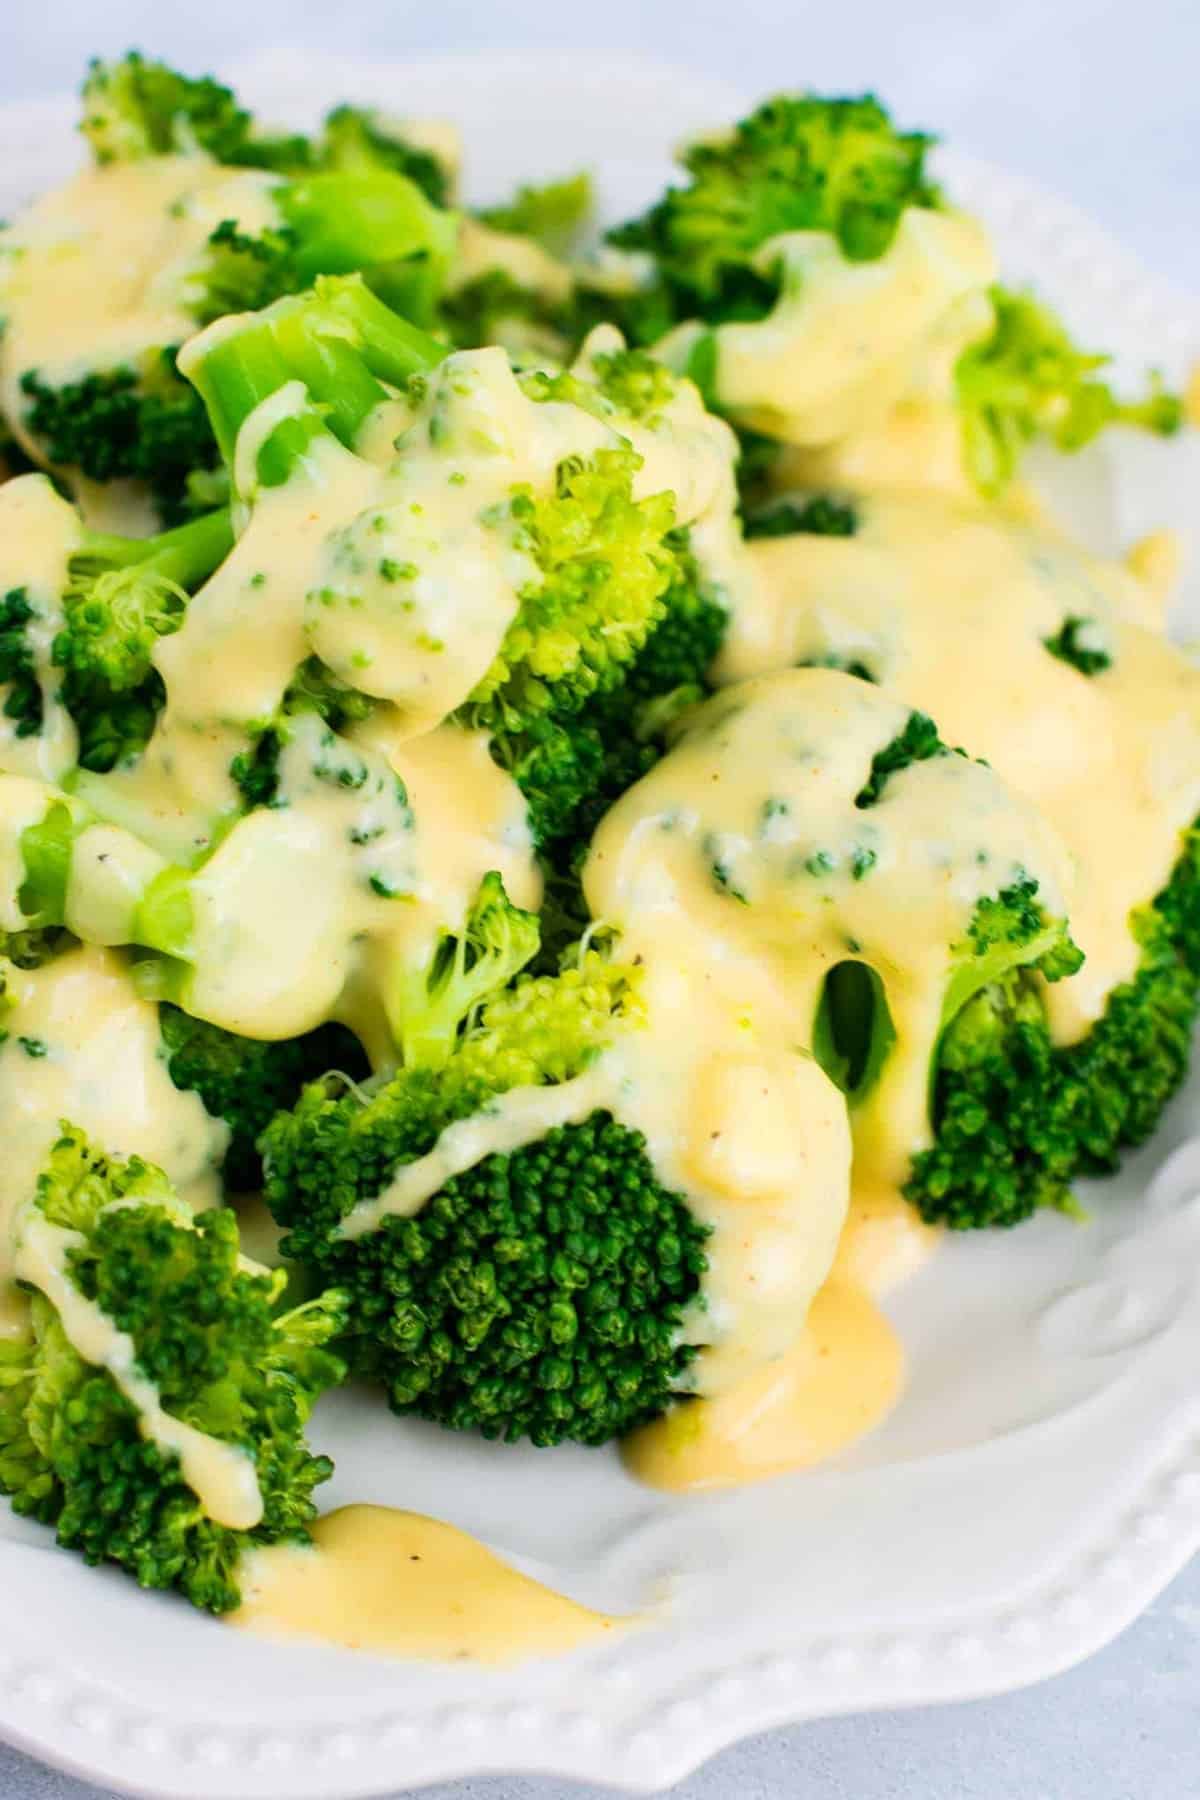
[{"left": 2, "top": 3, "right": 1198, "bottom": 1795}]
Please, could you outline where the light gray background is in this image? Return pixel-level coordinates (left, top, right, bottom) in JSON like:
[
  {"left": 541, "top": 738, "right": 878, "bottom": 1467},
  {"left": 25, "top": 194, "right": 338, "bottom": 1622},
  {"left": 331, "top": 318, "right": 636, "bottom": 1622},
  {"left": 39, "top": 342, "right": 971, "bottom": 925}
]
[{"left": 1, "top": 2, "right": 1198, "bottom": 1795}]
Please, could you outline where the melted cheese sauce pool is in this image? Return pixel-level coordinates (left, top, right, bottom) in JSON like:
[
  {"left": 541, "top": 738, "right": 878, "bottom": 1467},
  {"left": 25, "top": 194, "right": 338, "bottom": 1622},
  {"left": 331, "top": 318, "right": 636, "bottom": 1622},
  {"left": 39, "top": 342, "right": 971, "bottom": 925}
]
[
  {"left": 624, "top": 1185, "right": 933, "bottom": 1491},
  {"left": 234, "top": 1506, "right": 625, "bottom": 1662}
]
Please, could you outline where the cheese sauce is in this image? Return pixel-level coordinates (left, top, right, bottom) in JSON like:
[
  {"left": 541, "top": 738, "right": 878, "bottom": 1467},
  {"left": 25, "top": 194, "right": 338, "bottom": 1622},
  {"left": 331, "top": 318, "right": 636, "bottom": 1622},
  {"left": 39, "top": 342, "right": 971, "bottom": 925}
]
[
  {"left": 0, "top": 942, "right": 227, "bottom": 1334},
  {"left": 658, "top": 210, "right": 995, "bottom": 448},
  {"left": 234, "top": 1505, "right": 624, "bottom": 1662},
  {"left": 722, "top": 495, "right": 1200, "bottom": 1039},
  {"left": 0, "top": 156, "right": 281, "bottom": 462}
]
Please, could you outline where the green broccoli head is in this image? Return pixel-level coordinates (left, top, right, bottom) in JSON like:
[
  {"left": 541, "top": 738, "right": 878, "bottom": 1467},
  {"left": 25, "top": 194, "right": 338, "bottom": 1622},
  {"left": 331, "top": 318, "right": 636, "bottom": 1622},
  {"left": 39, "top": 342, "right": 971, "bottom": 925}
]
[
  {"left": 393, "top": 869, "right": 540, "bottom": 1069},
  {"left": 25, "top": 70, "right": 459, "bottom": 515},
  {"left": 0, "top": 587, "right": 43, "bottom": 741},
  {"left": 19, "top": 358, "right": 217, "bottom": 526},
  {"left": 478, "top": 172, "right": 593, "bottom": 257},
  {"left": 263, "top": 953, "right": 710, "bottom": 1446},
  {"left": 956, "top": 285, "right": 1183, "bottom": 498},
  {"left": 488, "top": 530, "right": 727, "bottom": 966},
  {"left": 461, "top": 445, "right": 681, "bottom": 733},
  {"left": 0, "top": 1126, "right": 346, "bottom": 1613},
  {"left": 79, "top": 52, "right": 254, "bottom": 165},
  {"left": 907, "top": 831, "right": 1200, "bottom": 1227},
  {"left": 319, "top": 105, "right": 453, "bottom": 207},
  {"left": 609, "top": 92, "right": 939, "bottom": 334},
  {"left": 50, "top": 507, "right": 233, "bottom": 773},
  {"left": 158, "top": 1006, "right": 370, "bottom": 1193}
]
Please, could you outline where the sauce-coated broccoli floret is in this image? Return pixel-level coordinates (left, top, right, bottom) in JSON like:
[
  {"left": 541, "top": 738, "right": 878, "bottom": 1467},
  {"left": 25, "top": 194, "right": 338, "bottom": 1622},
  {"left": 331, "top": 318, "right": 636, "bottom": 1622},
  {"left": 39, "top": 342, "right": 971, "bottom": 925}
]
[
  {"left": 0, "top": 1126, "right": 346, "bottom": 1612},
  {"left": 609, "top": 93, "right": 939, "bottom": 333},
  {"left": 263, "top": 952, "right": 710, "bottom": 1447}
]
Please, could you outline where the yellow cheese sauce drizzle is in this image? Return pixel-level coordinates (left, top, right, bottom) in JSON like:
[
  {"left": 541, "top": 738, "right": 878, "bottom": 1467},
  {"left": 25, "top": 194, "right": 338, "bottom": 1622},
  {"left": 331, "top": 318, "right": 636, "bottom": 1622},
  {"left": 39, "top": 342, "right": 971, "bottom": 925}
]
[
  {"left": 233, "top": 1506, "right": 626, "bottom": 1663},
  {"left": 624, "top": 1184, "right": 934, "bottom": 1492}
]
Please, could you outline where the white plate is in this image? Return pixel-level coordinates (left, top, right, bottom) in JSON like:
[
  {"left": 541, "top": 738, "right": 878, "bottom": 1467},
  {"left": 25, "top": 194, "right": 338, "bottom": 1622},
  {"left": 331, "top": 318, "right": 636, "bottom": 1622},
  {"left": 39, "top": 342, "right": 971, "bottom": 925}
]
[{"left": 1, "top": 48, "right": 1200, "bottom": 1800}]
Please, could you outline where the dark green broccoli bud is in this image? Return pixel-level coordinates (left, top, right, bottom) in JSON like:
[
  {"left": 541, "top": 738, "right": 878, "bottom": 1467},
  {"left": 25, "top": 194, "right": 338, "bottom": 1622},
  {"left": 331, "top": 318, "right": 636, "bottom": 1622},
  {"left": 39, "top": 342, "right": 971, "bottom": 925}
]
[
  {"left": 0, "top": 1126, "right": 346, "bottom": 1613},
  {"left": 854, "top": 710, "right": 947, "bottom": 808},
  {"left": 79, "top": 52, "right": 253, "bottom": 165},
  {"left": 905, "top": 969, "right": 1079, "bottom": 1228},
  {"left": 0, "top": 423, "right": 37, "bottom": 479},
  {"left": 158, "top": 1006, "right": 370, "bottom": 1192},
  {"left": 1043, "top": 615, "right": 1112, "bottom": 678},
  {"left": 0, "top": 587, "right": 42, "bottom": 739},
  {"left": 956, "top": 286, "right": 1182, "bottom": 498},
  {"left": 908, "top": 831, "right": 1200, "bottom": 1227},
  {"left": 488, "top": 537, "right": 726, "bottom": 963},
  {"left": 744, "top": 495, "right": 858, "bottom": 539},
  {"left": 479, "top": 172, "right": 593, "bottom": 256},
  {"left": 19, "top": 358, "right": 216, "bottom": 526},
  {"left": 608, "top": 93, "right": 939, "bottom": 333},
  {"left": 263, "top": 954, "right": 709, "bottom": 1446}
]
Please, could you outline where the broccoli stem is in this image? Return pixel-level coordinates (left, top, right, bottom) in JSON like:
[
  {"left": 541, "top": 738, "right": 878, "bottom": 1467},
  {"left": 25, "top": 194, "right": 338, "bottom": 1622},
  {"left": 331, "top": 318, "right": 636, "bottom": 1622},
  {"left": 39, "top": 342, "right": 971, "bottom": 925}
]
[
  {"left": 74, "top": 507, "right": 234, "bottom": 590},
  {"left": 180, "top": 277, "right": 446, "bottom": 489},
  {"left": 276, "top": 172, "right": 459, "bottom": 292}
]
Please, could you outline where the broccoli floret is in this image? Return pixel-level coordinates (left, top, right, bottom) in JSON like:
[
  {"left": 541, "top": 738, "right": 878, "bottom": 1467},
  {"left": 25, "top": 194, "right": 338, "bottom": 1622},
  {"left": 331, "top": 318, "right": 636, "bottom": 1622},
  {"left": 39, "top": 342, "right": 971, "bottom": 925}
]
[
  {"left": 263, "top": 952, "right": 709, "bottom": 1446},
  {"left": 158, "top": 1006, "right": 370, "bottom": 1192},
  {"left": 490, "top": 534, "right": 727, "bottom": 962},
  {"left": 1043, "top": 614, "right": 1113, "bottom": 678},
  {"left": 479, "top": 173, "right": 593, "bottom": 257},
  {"left": 51, "top": 506, "right": 233, "bottom": 771},
  {"left": 78, "top": 56, "right": 453, "bottom": 202},
  {"left": 79, "top": 52, "right": 254, "bottom": 165},
  {"left": 319, "top": 105, "right": 452, "bottom": 207},
  {"left": 854, "top": 709, "right": 947, "bottom": 807},
  {"left": 0, "top": 1126, "right": 345, "bottom": 1612},
  {"left": 393, "top": 870, "right": 540, "bottom": 1068},
  {"left": 19, "top": 358, "right": 216, "bottom": 526},
  {"left": 0, "top": 587, "right": 42, "bottom": 739},
  {"left": 185, "top": 278, "right": 711, "bottom": 755},
  {"left": 461, "top": 446, "right": 680, "bottom": 732},
  {"left": 956, "top": 286, "right": 1182, "bottom": 498},
  {"left": 744, "top": 494, "right": 858, "bottom": 539},
  {"left": 22, "top": 75, "right": 458, "bottom": 515},
  {"left": 908, "top": 833, "right": 1200, "bottom": 1227},
  {"left": 608, "top": 93, "right": 939, "bottom": 333}
]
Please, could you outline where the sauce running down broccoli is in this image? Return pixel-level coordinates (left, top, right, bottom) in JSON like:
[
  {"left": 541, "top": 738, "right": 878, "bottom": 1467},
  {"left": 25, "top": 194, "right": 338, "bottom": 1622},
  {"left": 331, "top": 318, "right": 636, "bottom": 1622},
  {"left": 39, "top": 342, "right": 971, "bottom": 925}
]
[
  {"left": 0, "top": 1126, "right": 346, "bottom": 1613},
  {"left": 263, "top": 931, "right": 711, "bottom": 1448},
  {"left": 609, "top": 94, "right": 940, "bottom": 331}
]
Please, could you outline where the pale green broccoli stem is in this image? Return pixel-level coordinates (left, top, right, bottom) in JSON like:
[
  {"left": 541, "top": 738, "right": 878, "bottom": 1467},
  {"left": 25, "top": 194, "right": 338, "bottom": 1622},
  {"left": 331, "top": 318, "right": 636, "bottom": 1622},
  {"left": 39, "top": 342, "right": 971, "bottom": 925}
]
[
  {"left": 275, "top": 173, "right": 459, "bottom": 305},
  {"left": 73, "top": 507, "right": 234, "bottom": 595},
  {"left": 180, "top": 277, "right": 448, "bottom": 491}
]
